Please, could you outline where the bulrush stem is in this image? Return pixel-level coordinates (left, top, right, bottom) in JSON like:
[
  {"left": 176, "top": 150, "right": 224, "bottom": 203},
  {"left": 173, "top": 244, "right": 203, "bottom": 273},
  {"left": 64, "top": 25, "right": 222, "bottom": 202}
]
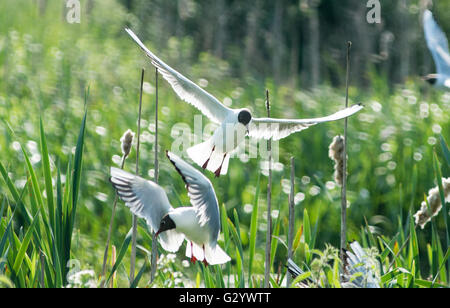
[
  {"left": 110, "top": 245, "right": 117, "bottom": 288},
  {"left": 150, "top": 68, "right": 159, "bottom": 283},
  {"left": 287, "top": 157, "right": 295, "bottom": 287},
  {"left": 130, "top": 68, "right": 145, "bottom": 286},
  {"left": 100, "top": 137, "right": 132, "bottom": 288},
  {"left": 341, "top": 41, "right": 351, "bottom": 270},
  {"left": 264, "top": 89, "right": 272, "bottom": 288}
]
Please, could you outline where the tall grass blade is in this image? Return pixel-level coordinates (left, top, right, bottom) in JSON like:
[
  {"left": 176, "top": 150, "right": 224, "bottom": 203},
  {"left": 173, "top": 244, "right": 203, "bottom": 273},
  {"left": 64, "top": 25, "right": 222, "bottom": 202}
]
[
  {"left": 130, "top": 259, "right": 147, "bottom": 288},
  {"left": 0, "top": 215, "right": 14, "bottom": 257},
  {"left": 431, "top": 248, "right": 450, "bottom": 287},
  {"left": 303, "top": 208, "right": 311, "bottom": 246},
  {"left": 433, "top": 151, "right": 449, "bottom": 279},
  {"left": 69, "top": 106, "right": 88, "bottom": 236},
  {"left": 287, "top": 157, "right": 295, "bottom": 286},
  {"left": 270, "top": 214, "right": 281, "bottom": 270},
  {"left": 248, "top": 174, "right": 260, "bottom": 287},
  {"left": 106, "top": 228, "right": 133, "bottom": 285},
  {"left": 227, "top": 216, "right": 244, "bottom": 287},
  {"left": 439, "top": 135, "right": 450, "bottom": 167},
  {"left": 64, "top": 104, "right": 88, "bottom": 282},
  {"left": 39, "top": 117, "right": 55, "bottom": 231},
  {"left": 12, "top": 209, "right": 40, "bottom": 274},
  {"left": 292, "top": 225, "right": 303, "bottom": 254},
  {"left": 264, "top": 89, "right": 272, "bottom": 288}
]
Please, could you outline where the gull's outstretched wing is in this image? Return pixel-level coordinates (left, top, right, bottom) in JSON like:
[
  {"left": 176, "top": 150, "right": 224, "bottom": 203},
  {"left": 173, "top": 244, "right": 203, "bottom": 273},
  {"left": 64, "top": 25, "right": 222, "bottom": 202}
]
[
  {"left": 424, "top": 10, "right": 450, "bottom": 75},
  {"left": 125, "top": 28, "right": 233, "bottom": 124},
  {"left": 249, "top": 104, "right": 363, "bottom": 141},
  {"left": 342, "top": 241, "right": 380, "bottom": 288},
  {"left": 110, "top": 167, "right": 184, "bottom": 252},
  {"left": 165, "top": 151, "right": 220, "bottom": 246}
]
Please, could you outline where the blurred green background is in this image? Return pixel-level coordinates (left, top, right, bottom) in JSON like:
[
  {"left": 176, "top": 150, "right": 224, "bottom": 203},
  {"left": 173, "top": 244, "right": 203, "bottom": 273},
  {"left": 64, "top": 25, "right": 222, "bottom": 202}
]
[{"left": 0, "top": 0, "right": 449, "bottom": 287}]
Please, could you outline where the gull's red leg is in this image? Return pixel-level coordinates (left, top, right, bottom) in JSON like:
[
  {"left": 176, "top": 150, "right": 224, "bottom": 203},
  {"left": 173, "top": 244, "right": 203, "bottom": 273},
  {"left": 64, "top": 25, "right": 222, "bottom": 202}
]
[
  {"left": 190, "top": 242, "right": 197, "bottom": 264},
  {"left": 202, "top": 244, "right": 209, "bottom": 267},
  {"left": 202, "top": 146, "right": 215, "bottom": 169},
  {"left": 214, "top": 153, "right": 227, "bottom": 178}
]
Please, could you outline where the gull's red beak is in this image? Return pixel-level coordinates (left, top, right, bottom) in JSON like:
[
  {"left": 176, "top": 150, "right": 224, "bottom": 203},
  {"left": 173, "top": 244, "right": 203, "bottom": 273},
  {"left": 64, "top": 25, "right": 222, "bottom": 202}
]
[{"left": 155, "top": 230, "right": 160, "bottom": 237}]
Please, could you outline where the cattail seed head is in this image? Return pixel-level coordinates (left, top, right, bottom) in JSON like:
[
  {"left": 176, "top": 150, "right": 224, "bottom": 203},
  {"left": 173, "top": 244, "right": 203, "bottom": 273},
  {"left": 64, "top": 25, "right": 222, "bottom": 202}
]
[
  {"left": 414, "top": 177, "right": 450, "bottom": 229},
  {"left": 120, "top": 129, "right": 135, "bottom": 157},
  {"left": 329, "top": 135, "right": 346, "bottom": 186}
]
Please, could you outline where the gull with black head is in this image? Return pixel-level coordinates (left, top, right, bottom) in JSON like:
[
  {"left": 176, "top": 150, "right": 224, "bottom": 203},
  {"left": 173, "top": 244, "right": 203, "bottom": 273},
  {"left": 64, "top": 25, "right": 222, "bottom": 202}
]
[
  {"left": 125, "top": 28, "right": 364, "bottom": 176},
  {"left": 109, "top": 151, "right": 230, "bottom": 266}
]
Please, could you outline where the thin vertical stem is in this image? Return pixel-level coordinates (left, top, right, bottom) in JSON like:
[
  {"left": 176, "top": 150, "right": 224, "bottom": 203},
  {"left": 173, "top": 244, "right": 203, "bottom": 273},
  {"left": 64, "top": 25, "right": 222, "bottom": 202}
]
[
  {"left": 100, "top": 154, "right": 126, "bottom": 288},
  {"left": 287, "top": 157, "right": 295, "bottom": 287},
  {"left": 341, "top": 42, "right": 351, "bottom": 265},
  {"left": 130, "top": 68, "right": 145, "bottom": 286},
  {"left": 264, "top": 89, "right": 272, "bottom": 288},
  {"left": 150, "top": 68, "right": 159, "bottom": 283},
  {"left": 110, "top": 245, "right": 117, "bottom": 288}
]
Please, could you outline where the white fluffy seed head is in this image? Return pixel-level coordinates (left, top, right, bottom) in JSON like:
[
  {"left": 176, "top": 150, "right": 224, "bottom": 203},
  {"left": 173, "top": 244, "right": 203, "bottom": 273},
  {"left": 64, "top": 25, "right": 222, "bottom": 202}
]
[
  {"left": 414, "top": 178, "right": 450, "bottom": 229},
  {"left": 328, "top": 135, "right": 346, "bottom": 186},
  {"left": 120, "top": 129, "right": 135, "bottom": 157}
]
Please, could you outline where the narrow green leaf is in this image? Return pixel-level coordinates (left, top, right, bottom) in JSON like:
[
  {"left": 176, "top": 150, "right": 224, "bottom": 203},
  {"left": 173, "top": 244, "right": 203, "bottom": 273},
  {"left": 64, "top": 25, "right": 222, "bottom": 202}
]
[
  {"left": 130, "top": 259, "right": 147, "bottom": 288},
  {"left": 432, "top": 248, "right": 450, "bottom": 287},
  {"left": 290, "top": 271, "right": 312, "bottom": 287},
  {"left": 69, "top": 107, "right": 88, "bottom": 234},
  {"left": 292, "top": 225, "right": 303, "bottom": 254},
  {"left": 269, "top": 275, "right": 280, "bottom": 288},
  {"left": 0, "top": 163, "right": 32, "bottom": 223},
  {"left": 227, "top": 217, "right": 244, "bottom": 287},
  {"left": 433, "top": 151, "right": 449, "bottom": 279},
  {"left": 39, "top": 117, "right": 55, "bottom": 231},
  {"left": 440, "top": 134, "right": 450, "bottom": 166},
  {"left": 381, "top": 267, "right": 410, "bottom": 285},
  {"left": 106, "top": 228, "right": 133, "bottom": 284},
  {"left": 12, "top": 209, "right": 41, "bottom": 273},
  {"left": 303, "top": 208, "right": 311, "bottom": 245},
  {"left": 220, "top": 204, "right": 229, "bottom": 248},
  {"left": 0, "top": 215, "right": 14, "bottom": 257},
  {"left": 415, "top": 279, "right": 448, "bottom": 288},
  {"left": 270, "top": 215, "right": 281, "bottom": 269},
  {"left": 248, "top": 174, "right": 260, "bottom": 286}
]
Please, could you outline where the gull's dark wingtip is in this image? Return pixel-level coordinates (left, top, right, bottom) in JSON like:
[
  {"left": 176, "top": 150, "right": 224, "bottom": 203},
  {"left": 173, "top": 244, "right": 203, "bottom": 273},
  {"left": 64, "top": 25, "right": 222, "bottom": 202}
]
[{"left": 165, "top": 151, "right": 188, "bottom": 186}]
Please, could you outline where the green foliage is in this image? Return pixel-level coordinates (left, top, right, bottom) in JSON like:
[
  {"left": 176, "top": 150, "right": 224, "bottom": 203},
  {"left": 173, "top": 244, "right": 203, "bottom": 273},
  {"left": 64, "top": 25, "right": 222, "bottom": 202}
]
[
  {"left": 0, "top": 104, "right": 88, "bottom": 287},
  {"left": 0, "top": 0, "right": 449, "bottom": 288}
]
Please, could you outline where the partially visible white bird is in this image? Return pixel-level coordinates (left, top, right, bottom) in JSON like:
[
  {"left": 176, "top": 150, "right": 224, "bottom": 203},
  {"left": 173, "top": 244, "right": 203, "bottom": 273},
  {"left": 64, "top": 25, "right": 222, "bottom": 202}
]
[
  {"left": 342, "top": 241, "right": 380, "bottom": 288},
  {"left": 125, "top": 28, "right": 364, "bottom": 177},
  {"left": 109, "top": 151, "right": 230, "bottom": 266},
  {"left": 287, "top": 241, "right": 380, "bottom": 288},
  {"left": 423, "top": 9, "right": 450, "bottom": 89}
]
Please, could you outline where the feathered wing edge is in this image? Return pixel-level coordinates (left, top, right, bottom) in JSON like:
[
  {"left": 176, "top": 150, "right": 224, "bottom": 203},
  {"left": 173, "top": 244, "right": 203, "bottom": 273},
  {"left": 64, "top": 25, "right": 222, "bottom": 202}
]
[
  {"left": 423, "top": 10, "right": 450, "bottom": 75},
  {"left": 125, "top": 28, "right": 232, "bottom": 124},
  {"left": 249, "top": 104, "right": 364, "bottom": 141},
  {"left": 110, "top": 167, "right": 185, "bottom": 253}
]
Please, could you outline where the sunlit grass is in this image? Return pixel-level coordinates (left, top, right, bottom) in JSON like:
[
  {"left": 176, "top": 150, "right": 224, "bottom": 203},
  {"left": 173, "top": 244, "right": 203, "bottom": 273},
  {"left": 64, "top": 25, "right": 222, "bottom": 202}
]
[{"left": 0, "top": 0, "right": 449, "bottom": 288}]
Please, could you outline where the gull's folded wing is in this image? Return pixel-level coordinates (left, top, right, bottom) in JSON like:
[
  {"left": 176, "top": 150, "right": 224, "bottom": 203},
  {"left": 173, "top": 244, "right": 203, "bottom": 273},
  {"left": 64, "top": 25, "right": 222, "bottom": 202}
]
[{"left": 166, "top": 151, "right": 220, "bottom": 246}]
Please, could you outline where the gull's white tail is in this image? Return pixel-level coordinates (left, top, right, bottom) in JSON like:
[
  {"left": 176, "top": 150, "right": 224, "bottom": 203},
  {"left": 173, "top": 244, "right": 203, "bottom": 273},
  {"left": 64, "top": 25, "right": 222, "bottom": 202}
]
[
  {"left": 187, "top": 138, "right": 230, "bottom": 176},
  {"left": 205, "top": 244, "right": 231, "bottom": 265}
]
